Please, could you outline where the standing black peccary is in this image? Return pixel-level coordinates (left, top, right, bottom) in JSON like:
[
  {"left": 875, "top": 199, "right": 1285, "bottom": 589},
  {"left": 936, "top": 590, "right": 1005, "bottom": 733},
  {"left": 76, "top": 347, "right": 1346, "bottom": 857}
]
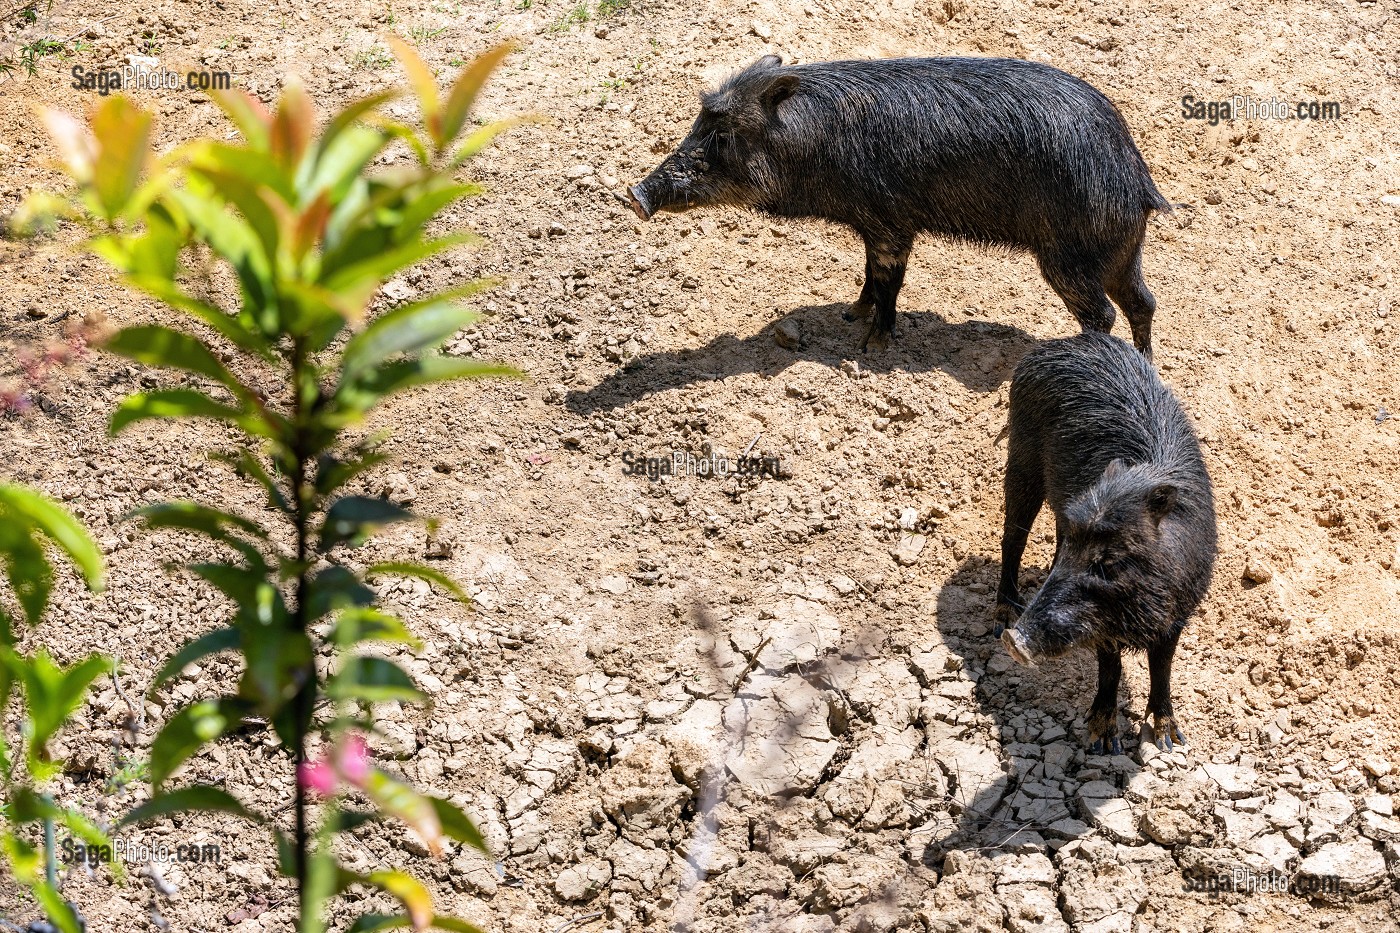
[
  {"left": 995, "top": 332, "right": 1217, "bottom": 754},
  {"left": 625, "top": 55, "right": 1169, "bottom": 353}
]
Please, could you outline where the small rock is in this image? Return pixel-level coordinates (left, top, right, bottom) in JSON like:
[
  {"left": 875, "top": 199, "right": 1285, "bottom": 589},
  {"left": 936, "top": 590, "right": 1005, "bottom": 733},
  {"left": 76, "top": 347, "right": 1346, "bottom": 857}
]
[
  {"left": 555, "top": 860, "right": 611, "bottom": 901},
  {"left": 1360, "top": 811, "right": 1400, "bottom": 843},
  {"left": 830, "top": 574, "right": 858, "bottom": 596},
  {"left": 773, "top": 318, "right": 802, "bottom": 350},
  {"left": 725, "top": 674, "right": 837, "bottom": 796},
  {"left": 1296, "top": 840, "right": 1387, "bottom": 893},
  {"left": 661, "top": 699, "right": 724, "bottom": 788},
  {"left": 1309, "top": 791, "right": 1356, "bottom": 827},
  {"left": 1362, "top": 757, "right": 1393, "bottom": 778},
  {"left": 1262, "top": 790, "right": 1304, "bottom": 828},
  {"left": 750, "top": 19, "right": 772, "bottom": 39},
  {"left": 1197, "top": 762, "right": 1258, "bottom": 799},
  {"left": 1081, "top": 795, "right": 1140, "bottom": 844},
  {"left": 1247, "top": 833, "right": 1298, "bottom": 873},
  {"left": 566, "top": 164, "right": 593, "bottom": 179},
  {"left": 1242, "top": 553, "right": 1273, "bottom": 583},
  {"left": 596, "top": 575, "right": 630, "bottom": 595},
  {"left": 893, "top": 533, "right": 927, "bottom": 566}
]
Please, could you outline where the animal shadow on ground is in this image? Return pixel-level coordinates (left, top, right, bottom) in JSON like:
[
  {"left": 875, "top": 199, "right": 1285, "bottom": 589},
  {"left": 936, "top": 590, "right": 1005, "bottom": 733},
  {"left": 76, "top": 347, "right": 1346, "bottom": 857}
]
[
  {"left": 564, "top": 303, "right": 1041, "bottom": 416},
  {"left": 915, "top": 556, "right": 1150, "bottom": 867}
]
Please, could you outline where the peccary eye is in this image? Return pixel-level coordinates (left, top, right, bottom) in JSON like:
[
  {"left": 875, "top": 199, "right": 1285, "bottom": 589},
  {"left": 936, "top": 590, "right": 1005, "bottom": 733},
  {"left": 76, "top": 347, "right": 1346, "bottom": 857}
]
[{"left": 1089, "top": 558, "right": 1117, "bottom": 580}]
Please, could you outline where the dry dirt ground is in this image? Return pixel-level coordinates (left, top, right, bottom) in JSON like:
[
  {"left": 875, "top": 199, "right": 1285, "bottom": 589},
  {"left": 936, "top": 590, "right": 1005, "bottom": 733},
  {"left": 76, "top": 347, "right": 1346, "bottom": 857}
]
[{"left": 3, "top": 0, "right": 1400, "bottom": 931}]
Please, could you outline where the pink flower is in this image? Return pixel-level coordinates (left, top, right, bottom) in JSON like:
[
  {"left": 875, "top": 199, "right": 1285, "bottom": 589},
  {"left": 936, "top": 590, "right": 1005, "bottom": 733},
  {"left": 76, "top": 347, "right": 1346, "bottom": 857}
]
[
  {"left": 298, "top": 733, "right": 373, "bottom": 797},
  {"left": 337, "top": 734, "right": 370, "bottom": 785},
  {"left": 298, "top": 760, "right": 337, "bottom": 795}
]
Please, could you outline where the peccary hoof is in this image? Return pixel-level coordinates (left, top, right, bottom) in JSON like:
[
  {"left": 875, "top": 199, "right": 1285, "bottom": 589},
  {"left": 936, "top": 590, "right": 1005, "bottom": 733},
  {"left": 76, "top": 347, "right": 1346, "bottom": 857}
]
[
  {"left": 843, "top": 301, "right": 874, "bottom": 322},
  {"left": 1088, "top": 735, "right": 1124, "bottom": 756},
  {"left": 859, "top": 325, "right": 891, "bottom": 353},
  {"left": 1149, "top": 714, "right": 1186, "bottom": 751}
]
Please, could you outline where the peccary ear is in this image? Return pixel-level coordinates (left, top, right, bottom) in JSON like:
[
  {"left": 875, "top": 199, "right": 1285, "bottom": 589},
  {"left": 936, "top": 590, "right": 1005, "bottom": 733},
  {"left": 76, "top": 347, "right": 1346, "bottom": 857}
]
[
  {"left": 759, "top": 73, "right": 800, "bottom": 113},
  {"left": 1100, "top": 458, "right": 1129, "bottom": 481},
  {"left": 1146, "top": 483, "right": 1178, "bottom": 523},
  {"left": 753, "top": 54, "right": 783, "bottom": 69}
]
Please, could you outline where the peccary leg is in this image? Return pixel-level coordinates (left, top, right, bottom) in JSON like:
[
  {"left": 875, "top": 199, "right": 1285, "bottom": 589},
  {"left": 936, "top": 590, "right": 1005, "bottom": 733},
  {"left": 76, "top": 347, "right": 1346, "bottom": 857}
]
[
  {"left": 1146, "top": 628, "right": 1185, "bottom": 750},
  {"left": 1087, "top": 647, "right": 1123, "bottom": 755},
  {"left": 844, "top": 249, "right": 876, "bottom": 322},
  {"left": 1039, "top": 253, "right": 1116, "bottom": 336},
  {"left": 858, "top": 236, "right": 912, "bottom": 352},
  {"left": 996, "top": 444, "right": 1043, "bottom": 629},
  {"left": 1105, "top": 237, "right": 1156, "bottom": 358}
]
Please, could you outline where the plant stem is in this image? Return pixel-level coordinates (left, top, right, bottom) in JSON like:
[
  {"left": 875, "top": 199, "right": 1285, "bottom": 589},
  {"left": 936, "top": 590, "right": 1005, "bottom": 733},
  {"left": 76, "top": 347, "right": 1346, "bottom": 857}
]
[
  {"left": 42, "top": 804, "right": 56, "bottom": 889},
  {"left": 289, "top": 338, "right": 313, "bottom": 922}
]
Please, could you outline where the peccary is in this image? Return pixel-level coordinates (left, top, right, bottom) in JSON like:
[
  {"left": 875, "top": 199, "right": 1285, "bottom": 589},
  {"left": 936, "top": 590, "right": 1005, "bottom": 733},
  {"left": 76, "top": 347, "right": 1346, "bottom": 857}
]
[
  {"left": 995, "top": 332, "right": 1216, "bottom": 753},
  {"left": 626, "top": 55, "right": 1169, "bottom": 353}
]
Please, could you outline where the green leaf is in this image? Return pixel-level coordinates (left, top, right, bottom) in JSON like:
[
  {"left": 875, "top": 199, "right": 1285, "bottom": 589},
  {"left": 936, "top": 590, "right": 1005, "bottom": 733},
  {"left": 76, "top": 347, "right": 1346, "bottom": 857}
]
[
  {"left": 104, "top": 324, "right": 256, "bottom": 403},
  {"left": 239, "top": 628, "right": 313, "bottom": 720},
  {"left": 365, "top": 869, "right": 434, "bottom": 929},
  {"left": 328, "top": 657, "right": 423, "bottom": 704},
  {"left": 5, "top": 651, "right": 110, "bottom": 780},
  {"left": 315, "top": 90, "right": 397, "bottom": 163},
  {"left": 392, "top": 181, "right": 480, "bottom": 244},
  {"left": 335, "top": 354, "right": 519, "bottom": 419},
  {"left": 314, "top": 450, "right": 390, "bottom": 497},
  {"left": 330, "top": 609, "right": 421, "bottom": 649},
  {"left": 349, "top": 916, "right": 485, "bottom": 933},
  {"left": 149, "top": 697, "right": 247, "bottom": 787},
  {"left": 168, "top": 185, "right": 276, "bottom": 331},
  {"left": 0, "top": 484, "right": 105, "bottom": 592},
  {"left": 439, "top": 43, "right": 516, "bottom": 148},
  {"left": 309, "top": 123, "right": 392, "bottom": 212},
  {"left": 214, "top": 449, "right": 292, "bottom": 514},
  {"left": 330, "top": 808, "right": 383, "bottom": 834},
  {"left": 319, "top": 497, "right": 416, "bottom": 550},
  {"left": 305, "top": 565, "right": 376, "bottom": 620},
  {"left": 120, "top": 784, "right": 261, "bottom": 827},
  {"left": 449, "top": 115, "right": 536, "bottom": 168},
  {"left": 339, "top": 298, "right": 478, "bottom": 386},
  {"left": 152, "top": 626, "right": 240, "bottom": 688},
  {"left": 123, "top": 274, "right": 274, "bottom": 359},
  {"left": 32, "top": 883, "right": 83, "bottom": 933},
  {"left": 366, "top": 562, "right": 469, "bottom": 602},
  {"left": 0, "top": 519, "right": 52, "bottom": 628},
  {"left": 133, "top": 501, "right": 267, "bottom": 539},
  {"left": 90, "top": 95, "right": 153, "bottom": 220},
  {"left": 274, "top": 828, "right": 298, "bottom": 878},
  {"left": 210, "top": 88, "right": 272, "bottom": 149},
  {"left": 109, "top": 389, "right": 248, "bottom": 435},
  {"left": 428, "top": 796, "right": 489, "bottom": 855},
  {"left": 187, "top": 165, "right": 283, "bottom": 266},
  {"left": 320, "top": 233, "right": 475, "bottom": 299},
  {"left": 387, "top": 34, "right": 440, "bottom": 146},
  {"left": 130, "top": 502, "right": 270, "bottom": 568}
]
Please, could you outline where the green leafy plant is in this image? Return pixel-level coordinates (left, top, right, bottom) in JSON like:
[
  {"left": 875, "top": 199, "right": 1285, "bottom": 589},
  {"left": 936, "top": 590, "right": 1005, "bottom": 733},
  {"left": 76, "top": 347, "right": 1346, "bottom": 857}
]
[
  {"left": 407, "top": 24, "right": 447, "bottom": 43},
  {"left": 0, "top": 485, "right": 109, "bottom": 933},
  {"left": 550, "top": 1, "right": 589, "bottom": 31},
  {"left": 351, "top": 45, "right": 395, "bottom": 70},
  {"left": 24, "top": 38, "right": 524, "bottom": 933}
]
